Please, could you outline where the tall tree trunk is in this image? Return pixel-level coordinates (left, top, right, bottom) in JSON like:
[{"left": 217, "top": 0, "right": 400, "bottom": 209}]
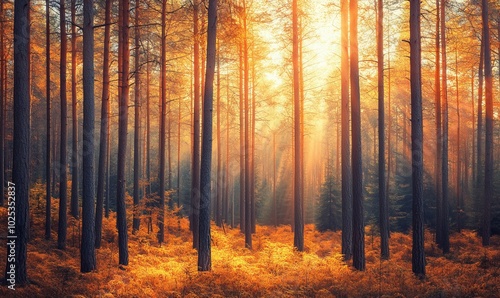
[
  {"left": 440, "top": 0, "right": 449, "bottom": 253},
  {"left": 377, "top": 0, "right": 389, "bottom": 260},
  {"left": 350, "top": 0, "right": 364, "bottom": 270},
  {"left": 216, "top": 45, "right": 222, "bottom": 227},
  {"left": 133, "top": 0, "right": 141, "bottom": 233},
  {"left": 251, "top": 51, "right": 256, "bottom": 234},
  {"left": 340, "top": 0, "right": 352, "bottom": 262},
  {"left": 434, "top": 0, "right": 442, "bottom": 247},
  {"left": 273, "top": 132, "right": 277, "bottom": 227},
  {"left": 146, "top": 43, "right": 151, "bottom": 196},
  {"left": 292, "top": 0, "right": 304, "bottom": 252},
  {"left": 58, "top": 0, "right": 68, "bottom": 251},
  {"left": 158, "top": 0, "right": 167, "bottom": 245},
  {"left": 70, "top": 0, "right": 79, "bottom": 219},
  {"left": 482, "top": 0, "right": 493, "bottom": 247},
  {"left": 191, "top": 0, "right": 201, "bottom": 249},
  {"left": 455, "top": 48, "right": 462, "bottom": 233},
  {"left": 476, "top": 38, "right": 484, "bottom": 189},
  {"left": 116, "top": 0, "right": 130, "bottom": 265},
  {"left": 81, "top": 0, "right": 96, "bottom": 273},
  {"left": 198, "top": 0, "right": 218, "bottom": 271},
  {"left": 95, "top": 0, "right": 112, "bottom": 249},
  {"left": 45, "top": 0, "right": 51, "bottom": 239},
  {"left": 410, "top": 0, "right": 426, "bottom": 277},
  {"left": 243, "top": 2, "right": 252, "bottom": 249},
  {"left": 239, "top": 42, "right": 245, "bottom": 233},
  {"left": 6, "top": 0, "right": 30, "bottom": 284}
]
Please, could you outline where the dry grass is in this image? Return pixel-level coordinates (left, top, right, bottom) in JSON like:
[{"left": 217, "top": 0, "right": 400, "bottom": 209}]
[{"left": 0, "top": 201, "right": 499, "bottom": 297}]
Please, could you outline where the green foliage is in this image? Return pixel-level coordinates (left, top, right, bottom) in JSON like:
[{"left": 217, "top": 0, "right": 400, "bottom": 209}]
[{"left": 315, "top": 174, "right": 341, "bottom": 232}]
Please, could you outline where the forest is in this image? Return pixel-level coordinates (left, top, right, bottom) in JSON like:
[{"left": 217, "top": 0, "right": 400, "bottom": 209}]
[{"left": 0, "top": 0, "right": 499, "bottom": 296}]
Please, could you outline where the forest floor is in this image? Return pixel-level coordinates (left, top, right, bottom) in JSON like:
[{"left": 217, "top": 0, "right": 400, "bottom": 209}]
[{"left": 0, "top": 196, "right": 499, "bottom": 297}]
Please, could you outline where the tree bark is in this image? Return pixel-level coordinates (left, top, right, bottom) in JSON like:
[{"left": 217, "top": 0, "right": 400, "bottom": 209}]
[
  {"left": 440, "top": 0, "right": 450, "bottom": 254},
  {"left": 191, "top": 0, "right": 201, "bottom": 249},
  {"left": 95, "top": 0, "right": 112, "bottom": 248},
  {"left": 45, "top": 0, "right": 51, "bottom": 239},
  {"left": 350, "top": 0, "right": 364, "bottom": 271},
  {"left": 482, "top": 0, "right": 493, "bottom": 247},
  {"left": 81, "top": 0, "right": 96, "bottom": 273},
  {"left": 239, "top": 42, "right": 245, "bottom": 233},
  {"left": 116, "top": 0, "right": 130, "bottom": 265},
  {"left": 377, "top": 0, "right": 389, "bottom": 260},
  {"left": 434, "top": 0, "right": 442, "bottom": 247},
  {"left": 58, "top": 0, "right": 68, "bottom": 251},
  {"left": 158, "top": 0, "right": 167, "bottom": 245},
  {"left": 133, "top": 0, "right": 141, "bottom": 234},
  {"left": 198, "top": 0, "right": 218, "bottom": 271},
  {"left": 70, "top": 0, "right": 79, "bottom": 219},
  {"left": 292, "top": 0, "right": 304, "bottom": 252},
  {"left": 340, "top": 0, "right": 352, "bottom": 262},
  {"left": 410, "top": 0, "right": 426, "bottom": 277},
  {"left": 6, "top": 0, "right": 30, "bottom": 283}
]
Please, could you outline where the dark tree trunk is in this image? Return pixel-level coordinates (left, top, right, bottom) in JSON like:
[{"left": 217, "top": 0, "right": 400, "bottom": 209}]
[
  {"left": 410, "top": 0, "right": 426, "bottom": 277},
  {"left": 5, "top": 0, "right": 30, "bottom": 284},
  {"left": 482, "top": 0, "right": 493, "bottom": 247},
  {"left": 292, "top": 0, "right": 304, "bottom": 252},
  {"left": 58, "top": 0, "right": 68, "bottom": 251},
  {"left": 45, "top": 0, "right": 51, "bottom": 239},
  {"left": 70, "top": 0, "right": 79, "bottom": 219},
  {"left": 146, "top": 43, "right": 151, "bottom": 196},
  {"left": 243, "top": 2, "right": 252, "bottom": 250},
  {"left": 158, "top": 0, "right": 167, "bottom": 245},
  {"left": 95, "top": 0, "right": 112, "bottom": 249},
  {"left": 377, "top": 0, "right": 389, "bottom": 260},
  {"left": 434, "top": 0, "right": 442, "bottom": 247},
  {"left": 216, "top": 46, "right": 222, "bottom": 227},
  {"left": 81, "top": 0, "right": 96, "bottom": 273},
  {"left": 198, "top": 0, "right": 218, "bottom": 272},
  {"left": 116, "top": 0, "right": 129, "bottom": 265},
  {"left": 440, "top": 0, "right": 450, "bottom": 254},
  {"left": 133, "top": 0, "right": 141, "bottom": 234},
  {"left": 191, "top": 0, "right": 201, "bottom": 249},
  {"left": 350, "top": 0, "right": 364, "bottom": 271},
  {"left": 455, "top": 48, "right": 462, "bottom": 233},
  {"left": 340, "top": 0, "right": 352, "bottom": 262}
]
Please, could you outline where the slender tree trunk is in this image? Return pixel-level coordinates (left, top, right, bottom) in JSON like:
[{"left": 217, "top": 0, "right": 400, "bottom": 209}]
[
  {"left": 292, "top": 0, "right": 304, "bottom": 252},
  {"left": 0, "top": 0, "right": 3, "bottom": 208},
  {"left": 116, "top": 0, "right": 130, "bottom": 265},
  {"left": 70, "top": 0, "right": 79, "bottom": 219},
  {"left": 45, "top": 0, "right": 51, "bottom": 239},
  {"left": 58, "top": 0, "right": 68, "bottom": 250},
  {"left": 471, "top": 69, "right": 475, "bottom": 194},
  {"left": 350, "top": 0, "right": 364, "bottom": 270},
  {"left": 95, "top": 0, "right": 111, "bottom": 249},
  {"left": 455, "top": 48, "right": 462, "bottom": 233},
  {"left": 6, "top": 0, "right": 30, "bottom": 283},
  {"left": 191, "top": 0, "right": 201, "bottom": 249},
  {"left": 146, "top": 43, "right": 151, "bottom": 196},
  {"left": 434, "top": 0, "right": 442, "bottom": 247},
  {"left": 410, "top": 0, "right": 426, "bottom": 277},
  {"left": 476, "top": 38, "right": 484, "bottom": 189},
  {"left": 216, "top": 46, "right": 222, "bottom": 227},
  {"left": 482, "top": 0, "right": 493, "bottom": 247},
  {"left": 225, "top": 77, "right": 230, "bottom": 225},
  {"left": 243, "top": 2, "right": 252, "bottom": 249},
  {"left": 158, "top": 0, "right": 167, "bottom": 245},
  {"left": 81, "top": 0, "right": 96, "bottom": 272},
  {"left": 340, "top": 0, "right": 352, "bottom": 261},
  {"left": 377, "top": 0, "right": 389, "bottom": 260},
  {"left": 198, "top": 0, "right": 218, "bottom": 271},
  {"left": 239, "top": 43, "right": 245, "bottom": 233},
  {"left": 105, "top": 120, "right": 111, "bottom": 219},
  {"left": 251, "top": 51, "right": 256, "bottom": 234},
  {"left": 386, "top": 13, "right": 392, "bottom": 205},
  {"left": 440, "top": 0, "right": 450, "bottom": 253},
  {"left": 133, "top": 0, "right": 141, "bottom": 233}
]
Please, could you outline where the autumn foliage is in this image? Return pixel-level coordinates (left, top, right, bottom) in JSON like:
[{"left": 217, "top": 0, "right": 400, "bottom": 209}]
[{"left": 0, "top": 187, "right": 499, "bottom": 297}]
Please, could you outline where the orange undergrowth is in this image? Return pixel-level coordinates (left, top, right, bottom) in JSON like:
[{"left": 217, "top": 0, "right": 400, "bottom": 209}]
[{"left": 0, "top": 202, "right": 499, "bottom": 297}]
